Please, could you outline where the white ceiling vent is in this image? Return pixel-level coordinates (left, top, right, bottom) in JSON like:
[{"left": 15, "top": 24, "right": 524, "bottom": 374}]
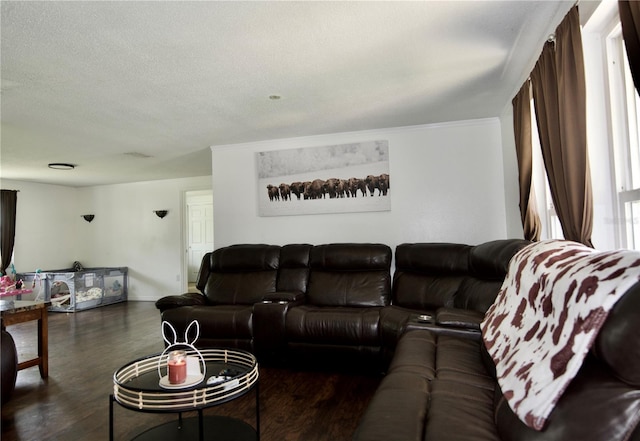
[{"left": 124, "top": 152, "right": 153, "bottom": 159}]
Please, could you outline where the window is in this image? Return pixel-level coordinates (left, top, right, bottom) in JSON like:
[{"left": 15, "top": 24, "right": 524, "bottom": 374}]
[
  {"left": 606, "top": 24, "right": 640, "bottom": 249},
  {"left": 530, "top": 96, "right": 564, "bottom": 241},
  {"left": 524, "top": 2, "right": 640, "bottom": 249}
]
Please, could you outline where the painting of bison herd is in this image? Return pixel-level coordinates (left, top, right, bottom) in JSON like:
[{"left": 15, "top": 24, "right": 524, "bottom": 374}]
[
  {"left": 267, "top": 174, "right": 389, "bottom": 201},
  {"left": 258, "top": 140, "right": 390, "bottom": 216}
]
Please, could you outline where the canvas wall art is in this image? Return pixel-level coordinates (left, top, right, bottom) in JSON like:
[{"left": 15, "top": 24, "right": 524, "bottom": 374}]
[{"left": 257, "top": 140, "right": 390, "bottom": 217}]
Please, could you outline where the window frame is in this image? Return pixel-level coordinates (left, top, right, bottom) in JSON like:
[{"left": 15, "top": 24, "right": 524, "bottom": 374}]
[{"left": 605, "top": 22, "right": 640, "bottom": 249}]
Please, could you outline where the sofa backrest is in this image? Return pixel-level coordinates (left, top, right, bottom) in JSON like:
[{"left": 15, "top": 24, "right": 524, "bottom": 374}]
[
  {"left": 306, "top": 243, "right": 392, "bottom": 307},
  {"left": 457, "top": 239, "right": 531, "bottom": 312},
  {"left": 200, "top": 244, "right": 281, "bottom": 305},
  {"left": 276, "top": 244, "right": 312, "bottom": 293},
  {"left": 392, "top": 243, "right": 471, "bottom": 310},
  {"left": 195, "top": 240, "right": 528, "bottom": 310},
  {"left": 392, "top": 239, "right": 530, "bottom": 313}
]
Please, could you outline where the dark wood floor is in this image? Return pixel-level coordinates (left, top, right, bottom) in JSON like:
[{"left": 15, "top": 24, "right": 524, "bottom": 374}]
[{"left": 1, "top": 301, "right": 381, "bottom": 441}]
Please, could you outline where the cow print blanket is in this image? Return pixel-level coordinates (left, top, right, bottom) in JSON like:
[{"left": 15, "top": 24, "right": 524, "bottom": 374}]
[{"left": 481, "top": 239, "right": 640, "bottom": 430}]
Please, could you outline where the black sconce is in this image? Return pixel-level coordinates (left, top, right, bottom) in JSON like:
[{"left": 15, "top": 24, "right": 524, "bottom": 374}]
[
  {"left": 82, "top": 214, "right": 95, "bottom": 223},
  {"left": 154, "top": 210, "right": 168, "bottom": 219}
]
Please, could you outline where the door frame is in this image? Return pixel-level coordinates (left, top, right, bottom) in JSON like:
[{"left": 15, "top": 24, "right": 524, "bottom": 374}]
[{"left": 180, "top": 187, "right": 213, "bottom": 293}]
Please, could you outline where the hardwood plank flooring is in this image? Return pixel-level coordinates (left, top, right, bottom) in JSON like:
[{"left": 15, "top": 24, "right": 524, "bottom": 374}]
[{"left": 1, "top": 301, "right": 381, "bottom": 440}]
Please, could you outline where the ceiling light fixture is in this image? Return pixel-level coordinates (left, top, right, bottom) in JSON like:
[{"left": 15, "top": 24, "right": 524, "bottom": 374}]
[{"left": 48, "top": 163, "right": 75, "bottom": 170}]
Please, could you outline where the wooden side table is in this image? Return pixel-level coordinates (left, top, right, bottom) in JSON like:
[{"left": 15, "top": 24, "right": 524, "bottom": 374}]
[{"left": 1, "top": 300, "right": 51, "bottom": 379}]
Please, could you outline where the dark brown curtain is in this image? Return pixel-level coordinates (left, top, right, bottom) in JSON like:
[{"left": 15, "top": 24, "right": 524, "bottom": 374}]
[
  {"left": 0, "top": 190, "right": 18, "bottom": 275},
  {"left": 513, "top": 80, "right": 542, "bottom": 241},
  {"left": 619, "top": 0, "right": 640, "bottom": 95},
  {"left": 530, "top": 6, "right": 594, "bottom": 247}
]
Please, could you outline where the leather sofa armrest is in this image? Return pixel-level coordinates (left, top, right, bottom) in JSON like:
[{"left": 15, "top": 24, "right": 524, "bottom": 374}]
[
  {"left": 404, "top": 317, "right": 482, "bottom": 341},
  {"left": 155, "top": 292, "right": 208, "bottom": 313},
  {"left": 435, "top": 307, "right": 484, "bottom": 330},
  {"left": 262, "top": 291, "right": 305, "bottom": 304}
]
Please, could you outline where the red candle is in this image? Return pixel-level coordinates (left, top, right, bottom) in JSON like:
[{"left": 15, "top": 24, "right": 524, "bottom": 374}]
[{"left": 168, "top": 351, "right": 187, "bottom": 384}]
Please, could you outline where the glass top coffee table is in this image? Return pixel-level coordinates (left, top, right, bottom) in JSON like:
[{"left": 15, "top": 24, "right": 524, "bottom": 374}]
[{"left": 110, "top": 348, "right": 259, "bottom": 441}]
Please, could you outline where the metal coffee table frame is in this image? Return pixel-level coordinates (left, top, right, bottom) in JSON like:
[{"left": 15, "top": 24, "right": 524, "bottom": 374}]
[{"left": 110, "top": 348, "right": 259, "bottom": 441}]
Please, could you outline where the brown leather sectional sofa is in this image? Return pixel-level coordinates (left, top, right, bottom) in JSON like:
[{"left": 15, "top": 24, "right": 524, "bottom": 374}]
[
  {"left": 156, "top": 240, "right": 526, "bottom": 367},
  {"left": 155, "top": 240, "right": 640, "bottom": 440}
]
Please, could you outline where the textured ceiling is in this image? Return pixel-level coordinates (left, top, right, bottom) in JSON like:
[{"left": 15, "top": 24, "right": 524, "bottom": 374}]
[{"left": 1, "top": 1, "right": 582, "bottom": 187}]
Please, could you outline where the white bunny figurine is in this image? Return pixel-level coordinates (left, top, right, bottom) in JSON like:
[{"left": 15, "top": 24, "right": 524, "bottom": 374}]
[{"left": 157, "top": 320, "right": 206, "bottom": 386}]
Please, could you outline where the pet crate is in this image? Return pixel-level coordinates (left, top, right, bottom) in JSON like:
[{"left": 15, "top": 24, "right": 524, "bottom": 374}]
[{"left": 17, "top": 267, "right": 127, "bottom": 312}]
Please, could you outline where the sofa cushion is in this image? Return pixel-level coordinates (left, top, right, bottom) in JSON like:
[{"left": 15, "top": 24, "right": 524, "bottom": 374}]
[
  {"left": 356, "top": 330, "right": 498, "bottom": 441},
  {"left": 155, "top": 291, "right": 209, "bottom": 313},
  {"left": 161, "top": 304, "right": 253, "bottom": 344},
  {"left": 276, "top": 244, "right": 312, "bottom": 293},
  {"left": 392, "top": 243, "right": 470, "bottom": 310},
  {"left": 434, "top": 335, "right": 495, "bottom": 390},
  {"left": 285, "top": 305, "right": 382, "bottom": 346},
  {"left": 395, "top": 243, "right": 471, "bottom": 274},
  {"left": 453, "top": 239, "right": 530, "bottom": 312},
  {"left": 210, "top": 244, "right": 280, "bottom": 271},
  {"left": 307, "top": 243, "right": 391, "bottom": 307},
  {"left": 393, "top": 274, "right": 463, "bottom": 310},
  {"left": 354, "top": 330, "right": 434, "bottom": 441},
  {"left": 425, "top": 379, "right": 498, "bottom": 441},
  {"left": 206, "top": 271, "right": 278, "bottom": 305},
  {"left": 453, "top": 277, "right": 504, "bottom": 312},
  {"left": 468, "top": 239, "right": 531, "bottom": 280},
  {"left": 387, "top": 330, "right": 436, "bottom": 379},
  {"left": 204, "top": 244, "right": 281, "bottom": 305},
  {"left": 309, "top": 243, "right": 392, "bottom": 270},
  {"left": 435, "top": 308, "right": 484, "bottom": 330},
  {"left": 308, "top": 271, "right": 390, "bottom": 307},
  {"left": 352, "top": 371, "right": 430, "bottom": 441},
  {"left": 379, "top": 305, "right": 421, "bottom": 350},
  {"left": 392, "top": 332, "right": 493, "bottom": 388}
]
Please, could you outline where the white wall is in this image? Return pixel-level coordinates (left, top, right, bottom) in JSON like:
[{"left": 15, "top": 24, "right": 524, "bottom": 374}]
[
  {"left": 2, "top": 176, "right": 211, "bottom": 302},
  {"left": 1, "top": 180, "right": 80, "bottom": 272},
  {"left": 4, "top": 119, "right": 516, "bottom": 303},
  {"left": 211, "top": 119, "right": 511, "bottom": 252}
]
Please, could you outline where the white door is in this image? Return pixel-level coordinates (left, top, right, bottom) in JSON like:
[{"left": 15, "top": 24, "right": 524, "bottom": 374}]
[{"left": 188, "top": 201, "right": 214, "bottom": 283}]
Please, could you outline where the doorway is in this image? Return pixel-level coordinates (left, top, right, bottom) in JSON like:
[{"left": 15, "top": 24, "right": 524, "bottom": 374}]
[{"left": 184, "top": 189, "right": 213, "bottom": 287}]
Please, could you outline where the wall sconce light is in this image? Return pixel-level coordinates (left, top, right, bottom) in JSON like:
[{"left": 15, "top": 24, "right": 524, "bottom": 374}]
[
  {"left": 49, "top": 163, "right": 76, "bottom": 170},
  {"left": 82, "top": 214, "right": 95, "bottom": 223},
  {"left": 154, "top": 210, "right": 168, "bottom": 219}
]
